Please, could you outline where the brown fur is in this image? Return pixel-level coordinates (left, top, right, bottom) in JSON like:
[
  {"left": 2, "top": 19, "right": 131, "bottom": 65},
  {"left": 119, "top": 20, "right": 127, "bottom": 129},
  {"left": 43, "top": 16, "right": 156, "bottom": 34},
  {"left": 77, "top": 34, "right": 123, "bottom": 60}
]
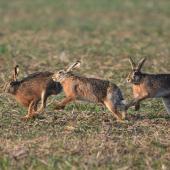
[
  {"left": 52, "top": 61, "right": 126, "bottom": 121},
  {"left": 126, "top": 56, "right": 170, "bottom": 115},
  {"left": 3, "top": 66, "right": 63, "bottom": 120}
]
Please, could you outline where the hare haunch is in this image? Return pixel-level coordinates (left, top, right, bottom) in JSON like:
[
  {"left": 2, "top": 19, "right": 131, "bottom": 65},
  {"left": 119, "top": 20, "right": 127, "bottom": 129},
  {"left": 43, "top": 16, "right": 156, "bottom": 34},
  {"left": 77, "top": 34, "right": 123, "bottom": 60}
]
[
  {"left": 52, "top": 61, "right": 126, "bottom": 121},
  {"left": 126, "top": 56, "right": 170, "bottom": 115},
  {"left": 3, "top": 65, "right": 63, "bottom": 120}
]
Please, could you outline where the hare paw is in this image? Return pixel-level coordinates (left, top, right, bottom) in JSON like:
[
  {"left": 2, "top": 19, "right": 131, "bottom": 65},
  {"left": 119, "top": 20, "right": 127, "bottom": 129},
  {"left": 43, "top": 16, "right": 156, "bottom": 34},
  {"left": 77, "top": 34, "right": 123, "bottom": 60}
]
[
  {"left": 53, "top": 105, "right": 65, "bottom": 110},
  {"left": 135, "top": 104, "right": 140, "bottom": 111},
  {"left": 19, "top": 115, "right": 30, "bottom": 120},
  {"left": 37, "top": 115, "right": 45, "bottom": 119},
  {"left": 29, "top": 114, "right": 43, "bottom": 120}
]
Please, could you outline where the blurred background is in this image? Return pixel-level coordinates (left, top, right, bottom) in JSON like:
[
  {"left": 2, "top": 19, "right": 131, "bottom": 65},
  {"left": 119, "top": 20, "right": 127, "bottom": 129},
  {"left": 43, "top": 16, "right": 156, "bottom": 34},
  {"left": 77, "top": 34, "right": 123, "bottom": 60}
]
[{"left": 1, "top": 0, "right": 170, "bottom": 85}]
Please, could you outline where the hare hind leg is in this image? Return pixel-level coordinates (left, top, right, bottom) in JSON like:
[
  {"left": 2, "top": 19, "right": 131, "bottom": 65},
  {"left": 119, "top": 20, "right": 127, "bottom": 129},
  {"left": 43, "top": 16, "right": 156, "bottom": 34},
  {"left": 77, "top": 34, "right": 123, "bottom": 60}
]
[
  {"left": 104, "top": 100, "right": 122, "bottom": 121},
  {"left": 162, "top": 97, "right": 170, "bottom": 116},
  {"left": 117, "top": 104, "right": 126, "bottom": 119}
]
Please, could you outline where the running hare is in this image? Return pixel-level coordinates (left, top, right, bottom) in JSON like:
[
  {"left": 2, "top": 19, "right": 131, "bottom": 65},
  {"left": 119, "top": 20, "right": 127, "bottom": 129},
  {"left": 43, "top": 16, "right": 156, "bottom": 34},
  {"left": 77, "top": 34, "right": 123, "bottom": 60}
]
[
  {"left": 126, "top": 56, "right": 170, "bottom": 115},
  {"left": 52, "top": 61, "right": 126, "bottom": 121},
  {"left": 3, "top": 65, "right": 63, "bottom": 120}
]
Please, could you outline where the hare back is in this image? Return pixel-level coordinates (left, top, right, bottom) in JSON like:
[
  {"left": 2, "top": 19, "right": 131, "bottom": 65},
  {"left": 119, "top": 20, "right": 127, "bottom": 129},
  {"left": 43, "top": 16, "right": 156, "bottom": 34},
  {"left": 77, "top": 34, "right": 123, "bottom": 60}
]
[
  {"left": 64, "top": 74, "right": 123, "bottom": 103},
  {"left": 18, "top": 72, "right": 62, "bottom": 96},
  {"left": 146, "top": 74, "right": 170, "bottom": 88},
  {"left": 150, "top": 74, "right": 170, "bottom": 97}
]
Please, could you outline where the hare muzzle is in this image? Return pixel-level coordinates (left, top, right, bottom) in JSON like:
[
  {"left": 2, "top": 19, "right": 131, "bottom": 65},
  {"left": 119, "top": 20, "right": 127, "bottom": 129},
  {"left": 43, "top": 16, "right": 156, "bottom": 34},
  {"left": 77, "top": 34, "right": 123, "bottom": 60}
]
[
  {"left": 126, "top": 77, "right": 133, "bottom": 83},
  {"left": 3, "top": 84, "right": 6, "bottom": 91},
  {"left": 3, "top": 83, "right": 10, "bottom": 92},
  {"left": 126, "top": 78, "right": 130, "bottom": 82},
  {"left": 52, "top": 74, "right": 57, "bottom": 81}
]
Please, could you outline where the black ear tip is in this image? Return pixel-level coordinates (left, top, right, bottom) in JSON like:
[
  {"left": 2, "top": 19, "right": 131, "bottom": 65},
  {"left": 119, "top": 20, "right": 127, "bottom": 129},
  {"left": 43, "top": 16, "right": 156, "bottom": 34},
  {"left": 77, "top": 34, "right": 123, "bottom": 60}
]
[
  {"left": 16, "top": 65, "right": 19, "bottom": 68},
  {"left": 127, "top": 56, "right": 133, "bottom": 60},
  {"left": 77, "top": 61, "right": 81, "bottom": 63}
]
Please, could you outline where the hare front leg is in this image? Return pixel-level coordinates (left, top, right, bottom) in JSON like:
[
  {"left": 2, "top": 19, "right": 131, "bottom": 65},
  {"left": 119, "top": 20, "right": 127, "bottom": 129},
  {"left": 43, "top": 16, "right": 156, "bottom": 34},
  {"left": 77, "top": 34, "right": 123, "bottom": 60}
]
[
  {"left": 53, "top": 96, "right": 75, "bottom": 110},
  {"left": 162, "top": 97, "right": 170, "bottom": 115},
  {"left": 126, "top": 96, "right": 141, "bottom": 110},
  {"left": 134, "top": 93, "right": 149, "bottom": 111},
  {"left": 19, "top": 101, "right": 35, "bottom": 120},
  {"left": 126, "top": 94, "right": 148, "bottom": 111},
  {"left": 30, "top": 90, "right": 48, "bottom": 118}
]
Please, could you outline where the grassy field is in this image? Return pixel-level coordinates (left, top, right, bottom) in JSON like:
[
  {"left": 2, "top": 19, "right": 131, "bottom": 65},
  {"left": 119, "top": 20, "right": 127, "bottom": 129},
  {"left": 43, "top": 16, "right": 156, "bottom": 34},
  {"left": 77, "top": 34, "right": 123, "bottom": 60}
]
[{"left": 1, "top": 0, "right": 170, "bottom": 169}]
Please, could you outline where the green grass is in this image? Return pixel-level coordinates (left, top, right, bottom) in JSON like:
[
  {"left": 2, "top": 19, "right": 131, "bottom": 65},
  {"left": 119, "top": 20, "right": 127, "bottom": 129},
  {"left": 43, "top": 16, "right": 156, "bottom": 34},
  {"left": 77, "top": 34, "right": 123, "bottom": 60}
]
[{"left": 1, "top": 0, "right": 170, "bottom": 169}]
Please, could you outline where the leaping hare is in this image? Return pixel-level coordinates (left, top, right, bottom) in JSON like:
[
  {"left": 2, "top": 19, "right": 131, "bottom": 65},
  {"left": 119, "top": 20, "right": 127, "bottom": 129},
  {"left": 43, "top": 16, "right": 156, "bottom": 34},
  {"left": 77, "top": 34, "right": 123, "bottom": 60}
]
[
  {"left": 3, "top": 65, "right": 63, "bottom": 120},
  {"left": 126, "top": 56, "right": 170, "bottom": 116},
  {"left": 52, "top": 61, "right": 126, "bottom": 121}
]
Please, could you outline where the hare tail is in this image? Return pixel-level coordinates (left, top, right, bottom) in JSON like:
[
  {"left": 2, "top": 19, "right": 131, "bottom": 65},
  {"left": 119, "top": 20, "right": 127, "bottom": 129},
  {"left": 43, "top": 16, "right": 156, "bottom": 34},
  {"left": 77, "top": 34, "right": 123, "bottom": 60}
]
[{"left": 120, "top": 99, "right": 126, "bottom": 105}]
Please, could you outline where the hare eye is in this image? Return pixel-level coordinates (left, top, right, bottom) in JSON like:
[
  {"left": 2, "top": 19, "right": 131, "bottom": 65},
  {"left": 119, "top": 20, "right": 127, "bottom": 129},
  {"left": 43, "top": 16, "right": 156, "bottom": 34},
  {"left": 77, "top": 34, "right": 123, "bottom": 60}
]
[
  {"left": 10, "top": 81, "right": 15, "bottom": 86},
  {"left": 59, "top": 71, "right": 62, "bottom": 74},
  {"left": 134, "top": 71, "right": 138, "bottom": 76}
]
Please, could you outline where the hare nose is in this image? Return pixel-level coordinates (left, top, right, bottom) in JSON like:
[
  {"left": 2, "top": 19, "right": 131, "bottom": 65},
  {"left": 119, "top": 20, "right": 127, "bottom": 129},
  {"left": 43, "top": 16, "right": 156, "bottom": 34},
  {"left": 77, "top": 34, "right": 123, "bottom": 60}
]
[{"left": 126, "top": 78, "right": 130, "bottom": 82}]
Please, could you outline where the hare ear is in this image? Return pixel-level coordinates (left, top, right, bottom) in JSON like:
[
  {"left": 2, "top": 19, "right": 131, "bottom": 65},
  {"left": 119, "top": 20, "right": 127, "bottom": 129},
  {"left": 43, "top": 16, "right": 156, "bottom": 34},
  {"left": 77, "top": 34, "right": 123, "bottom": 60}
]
[
  {"left": 66, "top": 61, "right": 81, "bottom": 72},
  {"left": 11, "top": 65, "right": 19, "bottom": 82},
  {"left": 137, "top": 56, "right": 147, "bottom": 71},
  {"left": 127, "top": 56, "right": 136, "bottom": 69}
]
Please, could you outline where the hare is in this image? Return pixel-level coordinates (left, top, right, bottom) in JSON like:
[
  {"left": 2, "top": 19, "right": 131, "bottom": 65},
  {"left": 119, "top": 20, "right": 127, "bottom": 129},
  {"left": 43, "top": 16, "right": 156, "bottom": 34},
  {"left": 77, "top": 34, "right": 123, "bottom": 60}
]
[
  {"left": 3, "top": 65, "right": 63, "bottom": 120},
  {"left": 126, "top": 56, "right": 170, "bottom": 115},
  {"left": 52, "top": 61, "right": 126, "bottom": 121}
]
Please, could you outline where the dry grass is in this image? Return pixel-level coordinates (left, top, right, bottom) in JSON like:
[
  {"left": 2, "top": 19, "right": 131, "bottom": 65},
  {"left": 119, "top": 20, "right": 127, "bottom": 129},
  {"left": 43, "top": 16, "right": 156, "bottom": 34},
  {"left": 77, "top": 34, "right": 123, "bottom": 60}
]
[
  {"left": 1, "top": 102, "right": 170, "bottom": 169},
  {"left": 1, "top": 0, "right": 170, "bottom": 169}
]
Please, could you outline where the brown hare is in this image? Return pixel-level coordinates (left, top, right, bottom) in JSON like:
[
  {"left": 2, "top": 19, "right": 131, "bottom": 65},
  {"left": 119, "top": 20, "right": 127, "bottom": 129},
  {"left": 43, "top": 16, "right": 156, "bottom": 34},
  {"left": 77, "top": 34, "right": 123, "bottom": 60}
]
[
  {"left": 126, "top": 56, "right": 170, "bottom": 116},
  {"left": 3, "top": 65, "right": 63, "bottom": 120},
  {"left": 52, "top": 61, "right": 126, "bottom": 121}
]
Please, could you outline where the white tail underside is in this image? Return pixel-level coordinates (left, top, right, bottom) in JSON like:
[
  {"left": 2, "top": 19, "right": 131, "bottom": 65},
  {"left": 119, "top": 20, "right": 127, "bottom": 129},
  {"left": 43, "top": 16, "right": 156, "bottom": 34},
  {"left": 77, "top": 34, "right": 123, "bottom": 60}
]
[{"left": 120, "top": 99, "right": 126, "bottom": 105}]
